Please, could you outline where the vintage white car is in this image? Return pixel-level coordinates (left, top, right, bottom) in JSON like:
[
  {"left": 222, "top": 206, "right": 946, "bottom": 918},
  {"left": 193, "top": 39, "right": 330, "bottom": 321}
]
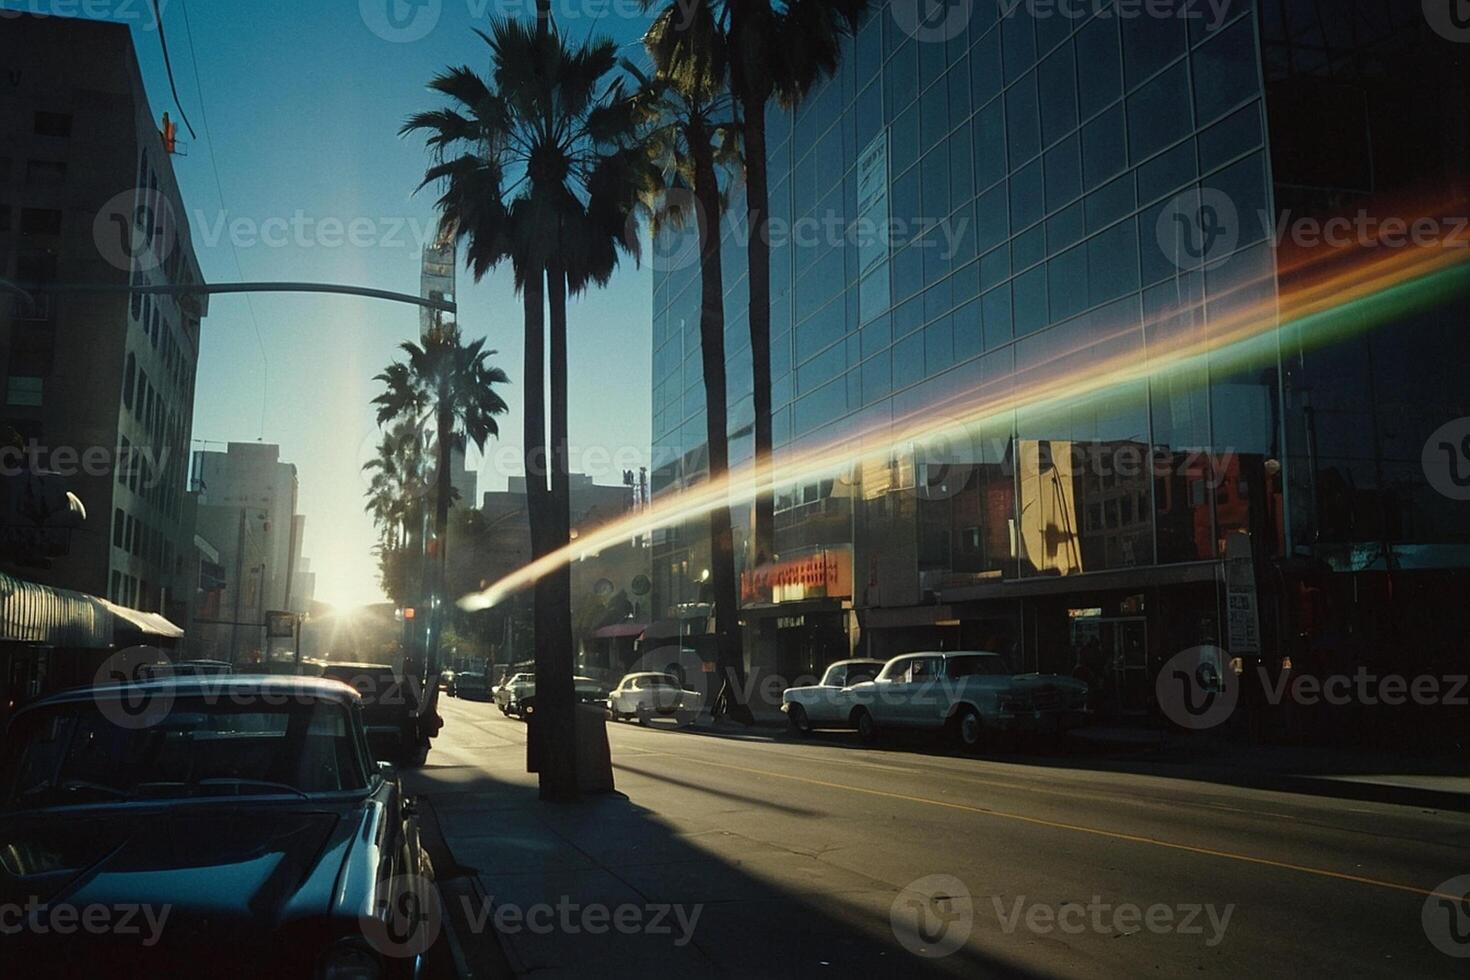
[
  {"left": 495, "top": 672, "right": 534, "bottom": 715},
  {"left": 842, "top": 651, "right": 1090, "bottom": 750},
  {"left": 608, "top": 671, "right": 703, "bottom": 725},
  {"left": 780, "top": 658, "right": 887, "bottom": 735}
]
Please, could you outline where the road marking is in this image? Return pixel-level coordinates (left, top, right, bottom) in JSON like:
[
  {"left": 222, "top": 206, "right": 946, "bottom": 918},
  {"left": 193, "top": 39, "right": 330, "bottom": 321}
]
[{"left": 646, "top": 754, "right": 1462, "bottom": 902}]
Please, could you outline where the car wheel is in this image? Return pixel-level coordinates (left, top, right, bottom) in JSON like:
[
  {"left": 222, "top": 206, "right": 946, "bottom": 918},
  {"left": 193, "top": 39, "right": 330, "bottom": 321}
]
[
  {"left": 853, "top": 707, "right": 878, "bottom": 744},
  {"left": 953, "top": 706, "right": 984, "bottom": 753},
  {"left": 636, "top": 706, "right": 651, "bottom": 726},
  {"left": 787, "top": 704, "right": 813, "bottom": 737}
]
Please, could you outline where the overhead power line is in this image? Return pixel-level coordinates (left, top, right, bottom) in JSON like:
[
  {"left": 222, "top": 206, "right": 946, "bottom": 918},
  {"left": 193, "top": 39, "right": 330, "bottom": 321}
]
[{"left": 151, "top": 0, "right": 197, "bottom": 140}]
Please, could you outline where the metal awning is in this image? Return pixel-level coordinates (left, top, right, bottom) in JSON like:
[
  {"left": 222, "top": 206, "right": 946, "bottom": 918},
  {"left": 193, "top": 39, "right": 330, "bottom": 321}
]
[
  {"left": 0, "top": 571, "right": 113, "bottom": 648},
  {"left": 101, "top": 600, "right": 185, "bottom": 640}
]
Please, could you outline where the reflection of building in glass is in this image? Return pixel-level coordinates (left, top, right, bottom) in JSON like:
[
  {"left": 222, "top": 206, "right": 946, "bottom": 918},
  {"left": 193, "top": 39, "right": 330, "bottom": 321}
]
[{"left": 649, "top": 2, "right": 1470, "bottom": 740}]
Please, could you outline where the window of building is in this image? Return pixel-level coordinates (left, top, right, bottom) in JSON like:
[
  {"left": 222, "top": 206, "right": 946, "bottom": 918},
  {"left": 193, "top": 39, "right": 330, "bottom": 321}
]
[
  {"left": 113, "top": 509, "right": 125, "bottom": 548},
  {"left": 118, "top": 436, "right": 131, "bottom": 486},
  {"left": 19, "top": 209, "right": 63, "bottom": 236},
  {"left": 5, "top": 376, "right": 43, "bottom": 407},
  {"left": 33, "top": 111, "right": 73, "bottom": 138},
  {"left": 1192, "top": 17, "right": 1260, "bottom": 126},
  {"left": 1037, "top": 42, "right": 1078, "bottom": 148},
  {"left": 24, "top": 160, "right": 67, "bottom": 185},
  {"left": 1005, "top": 73, "right": 1041, "bottom": 166},
  {"left": 1128, "top": 62, "right": 1193, "bottom": 161}
]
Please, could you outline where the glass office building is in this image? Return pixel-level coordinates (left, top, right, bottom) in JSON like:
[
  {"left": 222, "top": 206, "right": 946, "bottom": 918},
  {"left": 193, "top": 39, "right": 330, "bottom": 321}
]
[{"left": 649, "top": 1, "right": 1470, "bottom": 736}]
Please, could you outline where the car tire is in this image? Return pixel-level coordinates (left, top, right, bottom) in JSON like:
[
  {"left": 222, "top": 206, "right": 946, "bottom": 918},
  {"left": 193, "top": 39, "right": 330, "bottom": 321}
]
[
  {"left": 953, "top": 705, "right": 984, "bottom": 753},
  {"left": 853, "top": 707, "right": 878, "bottom": 744},
  {"left": 636, "top": 706, "right": 652, "bottom": 726},
  {"left": 787, "top": 704, "right": 813, "bottom": 737}
]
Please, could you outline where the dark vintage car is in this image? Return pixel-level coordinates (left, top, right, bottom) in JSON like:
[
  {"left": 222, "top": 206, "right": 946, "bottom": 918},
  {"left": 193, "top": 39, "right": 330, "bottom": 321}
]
[
  {"left": 0, "top": 676, "right": 435, "bottom": 979},
  {"left": 319, "top": 661, "right": 442, "bottom": 766},
  {"left": 516, "top": 676, "right": 610, "bottom": 723}
]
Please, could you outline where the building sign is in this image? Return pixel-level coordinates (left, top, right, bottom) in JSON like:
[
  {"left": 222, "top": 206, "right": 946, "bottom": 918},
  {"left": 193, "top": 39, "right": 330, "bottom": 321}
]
[
  {"left": 742, "top": 548, "right": 854, "bottom": 605},
  {"left": 1224, "top": 532, "right": 1260, "bottom": 655},
  {"left": 266, "top": 610, "right": 297, "bottom": 638}
]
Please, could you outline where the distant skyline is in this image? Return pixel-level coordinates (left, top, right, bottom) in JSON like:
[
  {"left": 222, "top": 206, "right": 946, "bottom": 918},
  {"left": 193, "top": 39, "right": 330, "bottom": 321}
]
[{"left": 4, "top": 1, "right": 658, "bottom": 607}]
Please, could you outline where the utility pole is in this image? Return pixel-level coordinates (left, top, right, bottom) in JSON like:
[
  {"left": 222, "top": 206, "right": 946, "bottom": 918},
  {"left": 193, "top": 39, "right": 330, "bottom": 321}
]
[{"left": 229, "top": 507, "right": 246, "bottom": 666}]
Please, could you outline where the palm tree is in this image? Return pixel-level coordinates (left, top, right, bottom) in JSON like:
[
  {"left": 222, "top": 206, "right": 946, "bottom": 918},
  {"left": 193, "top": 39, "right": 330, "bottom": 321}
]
[
  {"left": 644, "top": 0, "right": 869, "bottom": 568},
  {"left": 362, "top": 419, "right": 433, "bottom": 554},
  {"left": 402, "top": 3, "right": 646, "bottom": 800},
  {"left": 627, "top": 43, "right": 754, "bottom": 724},
  {"left": 372, "top": 324, "right": 510, "bottom": 665}
]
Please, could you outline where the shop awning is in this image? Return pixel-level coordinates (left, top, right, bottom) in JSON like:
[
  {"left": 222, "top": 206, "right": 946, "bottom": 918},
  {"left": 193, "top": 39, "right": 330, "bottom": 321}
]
[
  {"left": 0, "top": 571, "right": 113, "bottom": 648},
  {"left": 101, "top": 600, "right": 185, "bottom": 640}
]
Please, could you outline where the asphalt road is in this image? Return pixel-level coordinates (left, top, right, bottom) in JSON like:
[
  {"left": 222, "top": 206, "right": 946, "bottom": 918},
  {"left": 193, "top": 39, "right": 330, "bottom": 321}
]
[{"left": 418, "top": 694, "right": 1470, "bottom": 978}]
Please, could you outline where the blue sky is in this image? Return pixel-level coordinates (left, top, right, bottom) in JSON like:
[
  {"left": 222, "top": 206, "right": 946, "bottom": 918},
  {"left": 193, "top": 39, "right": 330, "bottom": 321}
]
[{"left": 11, "top": 0, "right": 658, "bottom": 605}]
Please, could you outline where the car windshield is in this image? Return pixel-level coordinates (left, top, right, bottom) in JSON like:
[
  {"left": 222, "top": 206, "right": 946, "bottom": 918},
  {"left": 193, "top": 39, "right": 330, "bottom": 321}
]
[{"left": 0, "top": 697, "right": 367, "bottom": 809}]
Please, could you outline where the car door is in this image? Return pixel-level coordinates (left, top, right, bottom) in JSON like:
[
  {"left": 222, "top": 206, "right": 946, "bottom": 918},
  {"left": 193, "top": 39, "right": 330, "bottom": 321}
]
[
  {"left": 868, "top": 657, "right": 914, "bottom": 725},
  {"left": 896, "top": 656, "right": 948, "bottom": 728},
  {"left": 810, "top": 664, "right": 847, "bottom": 722}
]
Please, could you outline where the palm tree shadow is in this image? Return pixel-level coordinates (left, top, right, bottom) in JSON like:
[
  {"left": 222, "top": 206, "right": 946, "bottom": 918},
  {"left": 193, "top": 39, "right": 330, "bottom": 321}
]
[{"left": 404, "top": 764, "right": 1049, "bottom": 979}]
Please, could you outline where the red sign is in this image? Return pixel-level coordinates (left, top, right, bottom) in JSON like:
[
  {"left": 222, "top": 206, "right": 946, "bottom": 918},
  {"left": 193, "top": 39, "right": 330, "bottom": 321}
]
[{"left": 741, "top": 549, "right": 853, "bottom": 604}]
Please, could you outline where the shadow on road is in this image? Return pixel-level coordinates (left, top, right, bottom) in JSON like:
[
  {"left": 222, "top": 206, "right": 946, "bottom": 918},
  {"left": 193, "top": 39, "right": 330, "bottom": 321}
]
[
  {"left": 403, "top": 761, "right": 1049, "bottom": 979},
  {"left": 658, "top": 721, "right": 1470, "bottom": 814}
]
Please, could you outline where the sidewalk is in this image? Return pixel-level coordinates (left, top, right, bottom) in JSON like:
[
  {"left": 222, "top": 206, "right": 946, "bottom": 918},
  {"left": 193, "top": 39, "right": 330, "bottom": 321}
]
[{"left": 421, "top": 776, "right": 719, "bottom": 978}]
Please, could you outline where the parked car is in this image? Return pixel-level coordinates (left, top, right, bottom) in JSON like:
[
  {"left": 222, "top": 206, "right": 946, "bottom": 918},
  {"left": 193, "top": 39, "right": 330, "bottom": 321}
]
[
  {"left": 440, "top": 669, "right": 456, "bottom": 693},
  {"left": 841, "top": 651, "right": 1090, "bottom": 750},
  {"left": 453, "top": 670, "right": 489, "bottom": 700},
  {"left": 515, "top": 677, "right": 611, "bottom": 723},
  {"left": 608, "top": 671, "right": 702, "bottom": 725},
  {"left": 780, "top": 658, "right": 887, "bottom": 735},
  {"left": 0, "top": 675, "right": 434, "bottom": 979},
  {"left": 320, "top": 661, "right": 441, "bottom": 766},
  {"left": 501, "top": 673, "right": 537, "bottom": 716}
]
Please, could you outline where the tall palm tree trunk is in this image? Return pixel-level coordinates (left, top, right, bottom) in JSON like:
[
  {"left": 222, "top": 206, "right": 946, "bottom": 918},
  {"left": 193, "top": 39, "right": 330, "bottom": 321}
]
[
  {"left": 524, "top": 265, "right": 574, "bottom": 799},
  {"left": 729, "top": 15, "right": 776, "bottom": 571},
  {"left": 691, "top": 121, "right": 754, "bottom": 725},
  {"left": 541, "top": 257, "right": 579, "bottom": 800}
]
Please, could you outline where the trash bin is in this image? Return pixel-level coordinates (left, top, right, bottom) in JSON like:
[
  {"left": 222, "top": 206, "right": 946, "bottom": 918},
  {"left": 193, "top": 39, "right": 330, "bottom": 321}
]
[{"left": 525, "top": 699, "right": 616, "bottom": 794}]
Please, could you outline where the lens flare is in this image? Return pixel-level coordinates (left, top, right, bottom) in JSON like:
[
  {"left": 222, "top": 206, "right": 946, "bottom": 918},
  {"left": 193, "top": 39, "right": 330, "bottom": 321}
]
[{"left": 460, "top": 234, "right": 1470, "bottom": 612}]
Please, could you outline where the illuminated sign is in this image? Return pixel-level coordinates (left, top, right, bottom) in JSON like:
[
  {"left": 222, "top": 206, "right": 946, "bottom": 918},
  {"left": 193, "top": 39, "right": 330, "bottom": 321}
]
[{"left": 742, "top": 548, "right": 854, "bottom": 605}]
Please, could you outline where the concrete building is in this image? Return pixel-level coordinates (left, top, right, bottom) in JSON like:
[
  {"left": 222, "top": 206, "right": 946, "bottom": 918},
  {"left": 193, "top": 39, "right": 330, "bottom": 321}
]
[
  {"left": 649, "top": 1, "right": 1470, "bottom": 740},
  {"left": 0, "top": 13, "right": 207, "bottom": 625},
  {"left": 189, "top": 442, "right": 309, "bottom": 663}
]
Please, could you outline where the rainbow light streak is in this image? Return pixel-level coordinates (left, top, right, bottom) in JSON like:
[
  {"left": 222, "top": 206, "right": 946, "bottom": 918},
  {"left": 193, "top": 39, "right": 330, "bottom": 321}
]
[{"left": 460, "top": 241, "right": 1470, "bottom": 612}]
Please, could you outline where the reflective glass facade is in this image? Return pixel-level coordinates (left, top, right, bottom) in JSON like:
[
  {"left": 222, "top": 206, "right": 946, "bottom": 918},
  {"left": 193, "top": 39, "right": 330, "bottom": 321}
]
[{"left": 649, "top": 0, "right": 1470, "bottom": 720}]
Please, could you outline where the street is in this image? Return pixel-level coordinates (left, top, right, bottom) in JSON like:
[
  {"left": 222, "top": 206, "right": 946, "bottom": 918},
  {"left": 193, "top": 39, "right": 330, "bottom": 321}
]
[{"left": 409, "top": 695, "right": 1470, "bottom": 978}]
